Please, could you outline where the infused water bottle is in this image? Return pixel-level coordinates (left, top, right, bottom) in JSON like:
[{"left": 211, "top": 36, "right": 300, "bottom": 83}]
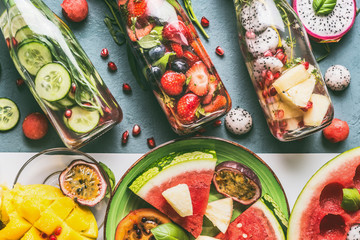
[
  {"left": 0, "top": 0, "right": 123, "bottom": 148},
  {"left": 233, "top": 0, "right": 334, "bottom": 141}
]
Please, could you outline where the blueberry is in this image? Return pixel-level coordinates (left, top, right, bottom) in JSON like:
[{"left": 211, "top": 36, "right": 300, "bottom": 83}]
[
  {"left": 147, "top": 66, "right": 163, "bottom": 83},
  {"left": 148, "top": 45, "right": 165, "bottom": 61},
  {"left": 171, "top": 59, "right": 189, "bottom": 74}
]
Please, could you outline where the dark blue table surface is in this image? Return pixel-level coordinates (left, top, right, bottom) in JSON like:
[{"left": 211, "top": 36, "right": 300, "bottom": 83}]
[{"left": 0, "top": 0, "right": 359, "bottom": 153}]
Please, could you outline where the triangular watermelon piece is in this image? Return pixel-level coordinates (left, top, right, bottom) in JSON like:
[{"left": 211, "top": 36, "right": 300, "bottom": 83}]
[{"left": 129, "top": 151, "right": 217, "bottom": 237}]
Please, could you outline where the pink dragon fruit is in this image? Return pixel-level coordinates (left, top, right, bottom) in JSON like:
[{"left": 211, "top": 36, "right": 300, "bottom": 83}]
[{"left": 293, "top": 0, "right": 357, "bottom": 42}]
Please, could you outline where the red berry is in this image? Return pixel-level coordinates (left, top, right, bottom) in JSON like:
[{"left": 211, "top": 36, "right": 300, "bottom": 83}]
[
  {"left": 61, "top": 0, "right": 88, "bottom": 22},
  {"left": 71, "top": 83, "right": 76, "bottom": 93},
  {"left": 41, "top": 233, "right": 48, "bottom": 238},
  {"left": 64, "top": 109, "right": 72, "bottom": 118},
  {"left": 49, "top": 235, "right": 57, "bottom": 240},
  {"left": 183, "top": 51, "right": 200, "bottom": 66},
  {"left": 170, "top": 42, "right": 183, "bottom": 57},
  {"left": 257, "top": 81, "right": 264, "bottom": 90},
  {"left": 266, "top": 70, "right": 274, "bottom": 81},
  {"left": 261, "top": 70, "right": 267, "bottom": 80},
  {"left": 213, "top": 119, "right": 222, "bottom": 127},
  {"left": 127, "top": 0, "right": 147, "bottom": 18},
  {"left": 22, "top": 113, "right": 48, "bottom": 140},
  {"left": 123, "top": 83, "right": 132, "bottom": 93},
  {"left": 265, "top": 78, "right": 273, "bottom": 87},
  {"left": 11, "top": 37, "right": 18, "bottom": 48},
  {"left": 274, "top": 109, "right": 284, "bottom": 119},
  {"left": 245, "top": 31, "right": 256, "bottom": 39},
  {"left": 6, "top": 38, "right": 10, "bottom": 49},
  {"left": 300, "top": 101, "right": 313, "bottom": 112},
  {"left": 275, "top": 47, "right": 284, "bottom": 54},
  {"left": 101, "top": 48, "right": 109, "bottom": 58},
  {"left": 201, "top": 16, "right": 209, "bottom": 27},
  {"left": 215, "top": 46, "right": 224, "bottom": 56},
  {"left": 54, "top": 227, "right": 62, "bottom": 236},
  {"left": 203, "top": 95, "right": 227, "bottom": 113},
  {"left": 262, "top": 89, "right": 268, "bottom": 98},
  {"left": 147, "top": 137, "right": 156, "bottom": 148},
  {"left": 122, "top": 130, "right": 129, "bottom": 144},
  {"left": 323, "top": 118, "right": 349, "bottom": 143},
  {"left": 186, "top": 61, "right": 209, "bottom": 96},
  {"left": 302, "top": 61, "right": 310, "bottom": 70},
  {"left": 132, "top": 124, "right": 141, "bottom": 136},
  {"left": 282, "top": 55, "right": 287, "bottom": 64},
  {"left": 108, "top": 61, "right": 117, "bottom": 72},
  {"left": 177, "top": 93, "right": 201, "bottom": 124},
  {"left": 16, "top": 78, "right": 24, "bottom": 87},
  {"left": 273, "top": 72, "right": 281, "bottom": 79},
  {"left": 162, "top": 20, "right": 192, "bottom": 46},
  {"left": 161, "top": 71, "right": 186, "bottom": 96},
  {"left": 269, "top": 87, "right": 277, "bottom": 96},
  {"left": 263, "top": 50, "right": 273, "bottom": 57},
  {"left": 275, "top": 52, "right": 285, "bottom": 61}
]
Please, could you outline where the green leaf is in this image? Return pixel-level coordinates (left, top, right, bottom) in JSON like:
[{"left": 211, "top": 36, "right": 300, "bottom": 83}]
[
  {"left": 99, "top": 162, "right": 116, "bottom": 191},
  {"left": 153, "top": 52, "right": 176, "bottom": 73},
  {"left": 151, "top": 223, "right": 190, "bottom": 240},
  {"left": 341, "top": 188, "right": 360, "bottom": 212},
  {"left": 312, "top": 0, "right": 337, "bottom": 15},
  {"left": 138, "top": 26, "right": 164, "bottom": 49}
]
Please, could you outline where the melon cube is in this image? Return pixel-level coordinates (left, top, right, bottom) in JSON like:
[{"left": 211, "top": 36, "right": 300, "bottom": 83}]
[
  {"left": 273, "top": 64, "right": 310, "bottom": 92},
  {"left": 205, "top": 198, "right": 233, "bottom": 233},
  {"left": 33, "top": 209, "right": 63, "bottom": 235},
  {"left": 47, "top": 197, "right": 75, "bottom": 220},
  {"left": 21, "top": 227, "right": 43, "bottom": 240},
  {"left": 303, "top": 94, "right": 331, "bottom": 127},
  {"left": 162, "top": 184, "right": 193, "bottom": 217},
  {"left": 65, "top": 205, "right": 92, "bottom": 232},
  {"left": 0, "top": 212, "right": 32, "bottom": 239},
  {"left": 269, "top": 102, "right": 303, "bottom": 119}
]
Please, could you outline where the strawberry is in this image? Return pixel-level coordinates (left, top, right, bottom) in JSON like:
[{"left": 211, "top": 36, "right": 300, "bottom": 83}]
[
  {"left": 22, "top": 112, "right": 49, "bottom": 140},
  {"left": 126, "top": 23, "right": 154, "bottom": 41},
  {"left": 202, "top": 75, "right": 218, "bottom": 105},
  {"left": 183, "top": 51, "right": 200, "bottom": 66},
  {"left": 127, "top": 0, "right": 147, "bottom": 18},
  {"left": 161, "top": 71, "right": 186, "bottom": 96},
  {"left": 190, "top": 40, "right": 212, "bottom": 69},
  {"left": 162, "top": 20, "right": 192, "bottom": 46},
  {"left": 186, "top": 61, "right": 209, "bottom": 96},
  {"left": 177, "top": 93, "right": 201, "bottom": 124},
  {"left": 203, "top": 95, "right": 227, "bottom": 113},
  {"left": 170, "top": 43, "right": 183, "bottom": 57}
]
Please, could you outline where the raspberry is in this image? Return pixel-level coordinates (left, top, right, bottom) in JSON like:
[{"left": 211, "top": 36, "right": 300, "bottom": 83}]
[
  {"left": 323, "top": 118, "right": 349, "bottom": 143},
  {"left": 22, "top": 113, "right": 48, "bottom": 140},
  {"left": 61, "top": 0, "right": 88, "bottom": 22}
]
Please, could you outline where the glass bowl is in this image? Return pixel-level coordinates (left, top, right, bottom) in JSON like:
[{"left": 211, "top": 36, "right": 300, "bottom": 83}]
[{"left": 13, "top": 147, "right": 112, "bottom": 230}]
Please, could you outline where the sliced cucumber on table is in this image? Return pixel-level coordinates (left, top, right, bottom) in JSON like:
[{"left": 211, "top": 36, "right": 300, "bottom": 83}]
[
  {"left": 17, "top": 40, "right": 52, "bottom": 75},
  {"left": 65, "top": 106, "right": 100, "bottom": 134},
  {"left": 35, "top": 63, "right": 72, "bottom": 102},
  {"left": 0, "top": 98, "right": 20, "bottom": 131}
]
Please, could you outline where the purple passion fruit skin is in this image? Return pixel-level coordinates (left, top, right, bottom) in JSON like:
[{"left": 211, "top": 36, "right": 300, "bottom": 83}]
[
  {"left": 213, "top": 161, "right": 262, "bottom": 205},
  {"left": 59, "top": 159, "right": 107, "bottom": 207}
]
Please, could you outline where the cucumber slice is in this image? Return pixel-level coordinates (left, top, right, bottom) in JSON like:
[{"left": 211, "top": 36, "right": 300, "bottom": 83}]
[
  {"left": 17, "top": 40, "right": 52, "bottom": 75},
  {"left": 58, "top": 96, "right": 75, "bottom": 107},
  {"left": 15, "top": 26, "right": 34, "bottom": 43},
  {"left": 35, "top": 63, "right": 71, "bottom": 102},
  {"left": 10, "top": 14, "right": 26, "bottom": 36},
  {"left": 0, "top": 98, "right": 20, "bottom": 131},
  {"left": 66, "top": 106, "right": 100, "bottom": 134}
]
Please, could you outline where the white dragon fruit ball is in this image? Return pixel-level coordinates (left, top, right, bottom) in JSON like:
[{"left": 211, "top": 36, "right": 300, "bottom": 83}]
[
  {"left": 240, "top": 0, "right": 269, "bottom": 33},
  {"left": 225, "top": 107, "right": 253, "bottom": 135},
  {"left": 324, "top": 65, "right": 351, "bottom": 91},
  {"left": 347, "top": 224, "right": 360, "bottom": 240},
  {"left": 246, "top": 27, "right": 279, "bottom": 57},
  {"left": 252, "top": 56, "right": 283, "bottom": 82}
]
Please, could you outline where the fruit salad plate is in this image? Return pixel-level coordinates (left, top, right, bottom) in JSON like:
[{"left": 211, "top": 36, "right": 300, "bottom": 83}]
[{"left": 105, "top": 137, "right": 289, "bottom": 239}]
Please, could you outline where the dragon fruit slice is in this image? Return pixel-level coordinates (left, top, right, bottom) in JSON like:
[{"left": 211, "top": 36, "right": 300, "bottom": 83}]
[
  {"left": 252, "top": 56, "right": 283, "bottom": 82},
  {"left": 347, "top": 225, "right": 360, "bottom": 240},
  {"left": 246, "top": 27, "right": 279, "bottom": 57},
  {"left": 293, "top": 0, "right": 356, "bottom": 42}
]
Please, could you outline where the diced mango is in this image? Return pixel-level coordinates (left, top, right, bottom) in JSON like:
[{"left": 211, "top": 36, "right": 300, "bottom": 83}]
[
  {"left": 0, "top": 212, "right": 32, "bottom": 239},
  {"left": 33, "top": 210, "right": 63, "bottom": 235},
  {"left": 80, "top": 214, "right": 98, "bottom": 239},
  {"left": 65, "top": 205, "right": 92, "bottom": 232},
  {"left": 47, "top": 197, "right": 76, "bottom": 220},
  {"left": 21, "top": 227, "right": 43, "bottom": 240},
  {"left": 58, "top": 223, "right": 90, "bottom": 240}
]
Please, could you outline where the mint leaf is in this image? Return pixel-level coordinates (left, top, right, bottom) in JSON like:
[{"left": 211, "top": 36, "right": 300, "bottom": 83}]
[
  {"left": 154, "top": 52, "right": 176, "bottom": 73},
  {"left": 341, "top": 188, "right": 360, "bottom": 212},
  {"left": 151, "top": 223, "right": 190, "bottom": 240},
  {"left": 138, "top": 26, "right": 164, "bottom": 49},
  {"left": 313, "top": 0, "right": 337, "bottom": 15}
]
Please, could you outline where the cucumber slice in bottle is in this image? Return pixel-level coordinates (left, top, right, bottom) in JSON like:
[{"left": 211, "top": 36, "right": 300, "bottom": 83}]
[
  {"left": 15, "top": 26, "right": 34, "bottom": 43},
  {"left": 35, "top": 63, "right": 71, "bottom": 102},
  {"left": 10, "top": 14, "right": 26, "bottom": 36},
  {"left": 0, "top": 98, "right": 20, "bottom": 131},
  {"left": 66, "top": 106, "right": 100, "bottom": 134},
  {"left": 17, "top": 40, "right": 52, "bottom": 75}
]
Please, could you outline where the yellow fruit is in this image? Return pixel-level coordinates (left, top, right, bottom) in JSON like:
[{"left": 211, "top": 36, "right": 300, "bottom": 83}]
[
  {"left": 303, "top": 94, "right": 331, "bottom": 126},
  {"left": 58, "top": 223, "right": 92, "bottom": 240},
  {"left": 33, "top": 209, "right": 63, "bottom": 235},
  {"left": 47, "top": 197, "right": 76, "bottom": 220},
  {"left": 0, "top": 211, "right": 32, "bottom": 239},
  {"left": 80, "top": 214, "right": 98, "bottom": 239},
  {"left": 205, "top": 198, "right": 233, "bottom": 233},
  {"left": 273, "top": 64, "right": 310, "bottom": 92},
  {"left": 21, "top": 227, "right": 43, "bottom": 240},
  {"left": 65, "top": 205, "right": 92, "bottom": 232},
  {"left": 162, "top": 184, "right": 193, "bottom": 217},
  {"left": 0, "top": 187, "right": 14, "bottom": 224},
  {"left": 18, "top": 198, "right": 53, "bottom": 224}
]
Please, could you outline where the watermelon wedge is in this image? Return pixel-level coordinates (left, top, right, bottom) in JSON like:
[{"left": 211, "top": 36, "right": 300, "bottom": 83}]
[
  {"left": 129, "top": 151, "right": 217, "bottom": 237},
  {"left": 288, "top": 147, "right": 360, "bottom": 239},
  {"left": 216, "top": 198, "right": 285, "bottom": 240}
]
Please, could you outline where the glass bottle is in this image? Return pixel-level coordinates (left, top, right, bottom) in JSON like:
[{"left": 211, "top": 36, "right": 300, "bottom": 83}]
[
  {"left": 233, "top": 0, "right": 334, "bottom": 141},
  {"left": 116, "top": 0, "right": 231, "bottom": 135},
  {"left": 0, "top": 0, "right": 123, "bottom": 148}
]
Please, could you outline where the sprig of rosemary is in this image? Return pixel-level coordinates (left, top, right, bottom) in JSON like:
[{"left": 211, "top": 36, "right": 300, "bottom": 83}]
[{"left": 183, "top": 0, "right": 209, "bottom": 39}]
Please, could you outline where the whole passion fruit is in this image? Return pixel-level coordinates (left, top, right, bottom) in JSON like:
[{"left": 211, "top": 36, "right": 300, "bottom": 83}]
[
  {"left": 115, "top": 208, "right": 171, "bottom": 240},
  {"left": 59, "top": 159, "right": 107, "bottom": 207},
  {"left": 213, "top": 161, "right": 262, "bottom": 205}
]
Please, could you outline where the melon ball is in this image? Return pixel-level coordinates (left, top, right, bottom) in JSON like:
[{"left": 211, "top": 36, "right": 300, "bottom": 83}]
[
  {"left": 61, "top": 0, "right": 89, "bottom": 22},
  {"left": 225, "top": 107, "right": 253, "bottom": 135},
  {"left": 324, "top": 65, "right": 351, "bottom": 91},
  {"left": 323, "top": 118, "right": 349, "bottom": 143}
]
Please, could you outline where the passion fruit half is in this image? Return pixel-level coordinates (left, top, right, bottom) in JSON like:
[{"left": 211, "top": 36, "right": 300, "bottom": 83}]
[
  {"left": 59, "top": 159, "right": 107, "bottom": 207},
  {"left": 115, "top": 208, "right": 171, "bottom": 240},
  {"left": 213, "top": 161, "right": 262, "bottom": 205}
]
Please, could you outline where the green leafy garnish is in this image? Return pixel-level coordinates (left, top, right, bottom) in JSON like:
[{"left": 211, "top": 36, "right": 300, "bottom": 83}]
[
  {"left": 138, "top": 26, "right": 164, "bottom": 49},
  {"left": 341, "top": 188, "right": 360, "bottom": 212},
  {"left": 313, "top": 0, "right": 337, "bottom": 15},
  {"left": 151, "top": 223, "right": 190, "bottom": 240},
  {"left": 153, "top": 52, "right": 176, "bottom": 73},
  {"left": 182, "top": 0, "right": 209, "bottom": 39},
  {"left": 316, "top": 43, "right": 331, "bottom": 63}
]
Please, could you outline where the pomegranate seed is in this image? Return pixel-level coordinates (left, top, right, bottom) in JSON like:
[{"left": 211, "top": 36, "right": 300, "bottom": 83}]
[
  {"left": 300, "top": 101, "right": 313, "bottom": 112},
  {"left": 280, "top": 120, "right": 288, "bottom": 128},
  {"left": 275, "top": 52, "right": 285, "bottom": 61},
  {"left": 101, "top": 48, "right": 109, "bottom": 58},
  {"left": 16, "top": 78, "right": 24, "bottom": 87},
  {"left": 275, "top": 47, "right": 284, "bottom": 54},
  {"left": 213, "top": 120, "right": 222, "bottom": 127},
  {"left": 64, "top": 109, "right": 72, "bottom": 118},
  {"left": 41, "top": 233, "right": 48, "bottom": 238},
  {"left": 275, "top": 109, "right": 284, "bottom": 119},
  {"left": 302, "top": 61, "right": 310, "bottom": 70},
  {"left": 83, "top": 102, "right": 92, "bottom": 106},
  {"left": 261, "top": 70, "right": 267, "bottom": 80},
  {"left": 257, "top": 81, "right": 264, "bottom": 90},
  {"left": 273, "top": 72, "right": 281, "bottom": 79},
  {"left": 104, "top": 106, "right": 111, "bottom": 113},
  {"left": 282, "top": 55, "right": 287, "bottom": 64},
  {"left": 147, "top": 137, "right": 156, "bottom": 148},
  {"left": 49, "top": 235, "right": 56, "bottom": 240},
  {"left": 298, "top": 120, "right": 305, "bottom": 127},
  {"left": 11, "top": 37, "right": 18, "bottom": 48},
  {"left": 215, "top": 46, "right": 224, "bottom": 56},
  {"left": 108, "top": 61, "right": 117, "bottom": 72},
  {"left": 123, "top": 83, "right": 132, "bottom": 93},
  {"left": 5, "top": 38, "right": 10, "bottom": 48},
  {"left": 266, "top": 70, "right": 274, "bottom": 81},
  {"left": 54, "top": 227, "right": 62, "bottom": 236},
  {"left": 132, "top": 124, "right": 141, "bottom": 136},
  {"left": 269, "top": 87, "right": 277, "bottom": 96},
  {"left": 245, "top": 31, "right": 256, "bottom": 39},
  {"left": 263, "top": 50, "right": 273, "bottom": 57},
  {"left": 122, "top": 130, "right": 129, "bottom": 144},
  {"left": 262, "top": 89, "right": 268, "bottom": 98},
  {"left": 201, "top": 16, "right": 209, "bottom": 27},
  {"left": 265, "top": 78, "right": 273, "bottom": 87},
  {"left": 71, "top": 83, "right": 76, "bottom": 93}
]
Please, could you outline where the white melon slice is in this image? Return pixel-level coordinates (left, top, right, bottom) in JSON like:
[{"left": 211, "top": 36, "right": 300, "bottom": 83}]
[
  {"left": 303, "top": 94, "right": 331, "bottom": 127},
  {"left": 269, "top": 101, "right": 303, "bottom": 119},
  {"left": 278, "top": 75, "right": 316, "bottom": 108},
  {"left": 273, "top": 64, "right": 310, "bottom": 92},
  {"left": 205, "top": 198, "right": 233, "bottom": 233},
  {"left": 162, "top": 184, "right": 193, "bottom": 217},
  {"left": 285, "top": 117, "right": 303, "bottom": 131},
  {"left": 196, "top": 236, "right": 219, "bottom": 240}
]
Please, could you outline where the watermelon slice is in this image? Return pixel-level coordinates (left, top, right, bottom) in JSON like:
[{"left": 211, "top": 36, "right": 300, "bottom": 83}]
[
  {"left": 216, "top": 198, "right": 285, "bottom": 240},
  {"left": 129, "top": 150, "right": 217, "bottom": 237},
  {"left": 288, "top": 147, "right": 360, "bottom": 239}
]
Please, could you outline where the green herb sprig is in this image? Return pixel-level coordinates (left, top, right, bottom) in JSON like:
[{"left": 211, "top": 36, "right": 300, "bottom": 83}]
[
  {"left": 183, "top": 0, "right": 210, "bottom": 39},
  {"left": 316, "top": 43, "right": 331, "bottom": 62}
]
